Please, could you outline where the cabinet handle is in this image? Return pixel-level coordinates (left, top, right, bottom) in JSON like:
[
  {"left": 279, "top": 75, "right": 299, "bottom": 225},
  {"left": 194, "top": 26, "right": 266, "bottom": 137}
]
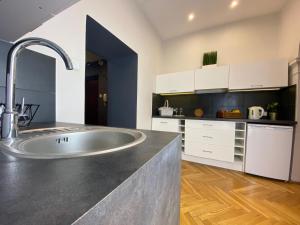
[
  {"left": 202, "top": 150, "right": 213, "bottom": 153},
  {"left": 160, "top": 122, "right": 168, "bottom": 124},
  {"left": 251, "top": 84, "right": 264, "bottom": 88},
  {"left": 169, "top": 90, "right": 178, "bottom": 93},
  {"left": 202, "top": 135, "right": 213, "bottom": 139},
  {"left": 203, "top": 124, "right": 213, "bottom": 127}
]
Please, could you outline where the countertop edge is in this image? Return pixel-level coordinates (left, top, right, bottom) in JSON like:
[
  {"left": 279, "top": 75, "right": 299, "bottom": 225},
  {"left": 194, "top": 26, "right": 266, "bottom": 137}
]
[{"left": 152, "top": 116, "right": 297, "bottom": 126}]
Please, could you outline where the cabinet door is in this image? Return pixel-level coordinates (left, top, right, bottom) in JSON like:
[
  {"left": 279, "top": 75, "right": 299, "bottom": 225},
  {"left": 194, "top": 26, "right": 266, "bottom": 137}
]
[
  {"left": 229, "top": 59, "right": 288, "bottom": 90},
  {"left": 245, "top": 125, "right": 293, "bottom": 180},
  {"left": 185, "top": 120, "right": 235, "bottom": 162},
  {"left": 195, "top": 65, "right": 229, "bottom": 90},
  {"left": 156, "top": 70, "right": 194, "bottom": 94},
  {"left": 152, "top": 118, "right": 180, "bottom": 132}
]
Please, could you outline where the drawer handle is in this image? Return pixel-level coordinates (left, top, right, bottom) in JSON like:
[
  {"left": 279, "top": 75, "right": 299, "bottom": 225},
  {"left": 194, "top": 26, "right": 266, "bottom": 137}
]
[
  {"left": 203, "top": 124, "right": 213, "bottom": 126},
  {"left": 169, "top": 90, "right": 178, "bottom": 93},
  {"left": 202, "top": 150, "right": 213, "bottom": 153},
  {"left": 251, "top": 84, "right": 264, "bottom": 88},
  {"left": 202, "top": 136, "right": 213, "bottom": 139},
  {"left": 160, "top": 122, "right": 168, "bottom": 124}
]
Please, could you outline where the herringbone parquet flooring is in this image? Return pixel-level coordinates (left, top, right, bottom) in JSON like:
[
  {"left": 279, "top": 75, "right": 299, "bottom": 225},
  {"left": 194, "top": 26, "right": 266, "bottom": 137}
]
[{"left": 180, "top": 160, "right": 300, "bottom": 225}]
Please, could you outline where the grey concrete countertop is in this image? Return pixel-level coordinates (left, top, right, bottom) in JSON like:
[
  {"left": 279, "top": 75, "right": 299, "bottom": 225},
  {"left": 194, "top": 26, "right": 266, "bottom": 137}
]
[
  {"left": 0, "top": 123, "right": 180, "bottom": 225},
  {"left": 152, "top": 116, "right": 297, "bottom": 126}
]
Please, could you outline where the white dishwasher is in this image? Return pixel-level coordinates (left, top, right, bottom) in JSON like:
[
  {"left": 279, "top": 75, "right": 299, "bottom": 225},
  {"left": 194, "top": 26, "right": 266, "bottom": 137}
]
[{"left": 245, "top": 124, "right": 293, "bottom": 181}]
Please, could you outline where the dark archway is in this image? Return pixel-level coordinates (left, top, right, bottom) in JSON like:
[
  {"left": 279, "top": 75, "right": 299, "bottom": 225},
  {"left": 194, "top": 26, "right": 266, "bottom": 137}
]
[{"left": 85, "top": 15, "right": 138, "bottom": 128}]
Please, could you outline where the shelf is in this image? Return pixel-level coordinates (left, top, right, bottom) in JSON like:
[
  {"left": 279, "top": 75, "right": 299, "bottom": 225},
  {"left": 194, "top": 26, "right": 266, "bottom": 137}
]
[
  {"left": 234, "top": 145, "right": 244, "bottom": 148},
  {"left": 235, "top": 130, "right": 245, "bottom": 138},
  {"left": 234, "top": 151, "right": 244, "bottom": 156},
  {"left": 235, "top": 139, "right": 244, "bottom": 146},
  {"left": 235, "top": 123, "right": 246, "bottom": 130},
  {"left": 235, "top": 137, "right": 245, "bottom": 140},
  {"left": 234, "top": 148, "right": 244, "bottom": 155},
  {"left": 234, "top": 155, "right": 243, "bottom": 162}
]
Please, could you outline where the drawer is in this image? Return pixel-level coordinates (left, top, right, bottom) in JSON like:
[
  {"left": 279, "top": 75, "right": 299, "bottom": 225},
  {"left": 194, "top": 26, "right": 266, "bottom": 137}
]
[
  {"left": 186, "top": 119, "right": 235, "bottom": 130},
  {"left": 152, "top": 118, "right": 179, "bottom": 125},
  {"left": 185, "top": 127, "right": 235, "bottom": 147},
  {"left": 152, "top": 118, "right": 180, "bottom": 132},
  {"left": 185, "top": 142, "right": 234, "bottom": 162}
]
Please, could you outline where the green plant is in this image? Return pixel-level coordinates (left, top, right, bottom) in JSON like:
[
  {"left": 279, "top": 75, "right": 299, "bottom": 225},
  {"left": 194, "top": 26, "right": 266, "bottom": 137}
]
[
  {"left": 267, "top": 102, "right": 280, "bottom": 113},
  {"left": 203, "top": 51, "right": 218, "bottom": 66}
]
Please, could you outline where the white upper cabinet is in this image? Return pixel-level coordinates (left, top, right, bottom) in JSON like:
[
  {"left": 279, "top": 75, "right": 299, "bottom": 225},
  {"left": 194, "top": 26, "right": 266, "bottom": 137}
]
[
  {"left": 156, "top": 70, "right": 194, "bottom": 94},
  {"left": 195, "top": 65, "right": 229, "bottom": 90},
  {"left": 229, "top": 59, "right": 288, "bottom": 90}
]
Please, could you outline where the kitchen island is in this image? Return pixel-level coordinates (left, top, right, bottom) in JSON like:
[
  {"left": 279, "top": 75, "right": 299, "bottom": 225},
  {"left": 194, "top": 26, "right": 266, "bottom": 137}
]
[{"left": 0, "top": 123, "right": 181, "bottom": 225}]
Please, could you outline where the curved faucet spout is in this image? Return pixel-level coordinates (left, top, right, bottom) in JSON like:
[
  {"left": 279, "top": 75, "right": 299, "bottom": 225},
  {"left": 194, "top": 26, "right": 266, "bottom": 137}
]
[{"left": 1, "top": 37, "right": 73, "bottom": 139}]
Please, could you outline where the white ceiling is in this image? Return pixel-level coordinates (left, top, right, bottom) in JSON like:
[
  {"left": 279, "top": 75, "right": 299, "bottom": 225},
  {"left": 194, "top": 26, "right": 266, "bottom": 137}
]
[
  {"left": 136, "top": 0, "right": 289, "bottom": 40},
  {"left": 0, "top": 0, "right": 80, "bottom": 42}
]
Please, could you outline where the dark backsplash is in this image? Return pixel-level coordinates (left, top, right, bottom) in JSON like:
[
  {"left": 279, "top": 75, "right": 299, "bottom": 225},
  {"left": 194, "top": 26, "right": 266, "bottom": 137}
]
[{"left": 152, "top": 86, "right": 296, "bottom": 120}]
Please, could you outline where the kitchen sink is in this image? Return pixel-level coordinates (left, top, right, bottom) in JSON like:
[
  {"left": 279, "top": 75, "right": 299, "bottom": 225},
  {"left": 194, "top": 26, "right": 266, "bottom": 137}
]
[{"left": 0, "top": 126, "right": 146, "bottom": 159}]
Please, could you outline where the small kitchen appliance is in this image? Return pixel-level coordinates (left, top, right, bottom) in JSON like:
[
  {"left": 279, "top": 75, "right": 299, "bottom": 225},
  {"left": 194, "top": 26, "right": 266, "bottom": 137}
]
[{"left": 248, "top": 106, "right": 264, "bottom": 120}]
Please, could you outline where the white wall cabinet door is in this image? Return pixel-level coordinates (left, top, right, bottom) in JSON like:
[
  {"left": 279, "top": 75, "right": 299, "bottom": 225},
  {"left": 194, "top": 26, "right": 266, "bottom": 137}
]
[
  {"left": 185, "top": 120, "right": 235, "bottom": 162},
  {"left": 229, "top": 59, "right": 288, "bottom": 90},
  {"left": 195, "top": 65, "right": 229, "bottom": 90},
  {"left": 156, "top": 70, "right": 194, "bottom": 94},
  {"left": 152, "top": 118, "right": 180, "bottom": 132}
]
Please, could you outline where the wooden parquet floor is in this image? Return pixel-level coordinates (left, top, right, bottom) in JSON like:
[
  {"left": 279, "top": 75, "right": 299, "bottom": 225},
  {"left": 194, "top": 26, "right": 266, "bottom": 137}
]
[{"left": 180, "top": 160, "right": 300, "bottom": 225}]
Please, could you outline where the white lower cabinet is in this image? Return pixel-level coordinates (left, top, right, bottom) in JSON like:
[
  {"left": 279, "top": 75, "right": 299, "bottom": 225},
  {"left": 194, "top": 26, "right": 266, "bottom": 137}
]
[
  {"left": 152, "top": 118, "right": 246, "bottom": 171},
  {"left": 152, "top": 118, "right": 185, "bottom": 152},
  {"left": 185, "top": 120, "right": 235, "bottom": 162},
  {"left": 245, "top": 124, "right": 293, "bottom": 180}
]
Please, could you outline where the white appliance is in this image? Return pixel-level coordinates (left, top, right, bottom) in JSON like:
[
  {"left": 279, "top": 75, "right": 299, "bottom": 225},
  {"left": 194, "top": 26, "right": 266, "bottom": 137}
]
[
  {"left": 248, "top": 106, "right": 264, "bottom": 119},
  {"left": 245, "top": 124, "right": 293, "bottom": 181}
]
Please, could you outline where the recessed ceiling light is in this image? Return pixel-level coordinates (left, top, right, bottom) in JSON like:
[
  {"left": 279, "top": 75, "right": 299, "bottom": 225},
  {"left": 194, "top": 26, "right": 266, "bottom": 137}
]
[
  {"left": 188, "top": 13, "right": 195, "bottom": 22},
  {"left": 230, "top": 0, "right": 239, "bottom": 9}
]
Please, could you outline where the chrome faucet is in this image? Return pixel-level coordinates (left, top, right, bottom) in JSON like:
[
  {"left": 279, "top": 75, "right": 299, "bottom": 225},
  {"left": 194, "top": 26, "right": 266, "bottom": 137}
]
[{"left": 1, "top": 37, "right": 73, "bottom": 139}]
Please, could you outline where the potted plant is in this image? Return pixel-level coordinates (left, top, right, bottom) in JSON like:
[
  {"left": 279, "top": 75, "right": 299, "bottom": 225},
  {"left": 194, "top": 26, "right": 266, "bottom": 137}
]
[
  {"left": 267, "top": 102, "right": 280, "bottom": 120},
  {"left": 202, "top": 51, "right": 217, "bottom": 67}
]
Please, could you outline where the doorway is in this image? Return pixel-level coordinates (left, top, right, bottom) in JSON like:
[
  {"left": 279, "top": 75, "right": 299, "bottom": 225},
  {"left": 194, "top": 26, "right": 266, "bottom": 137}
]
[
  {"left": 85, "top": 51, "right": 108, "bottom": 126},
  {"left": 85, "top": 15, "right": 138, "bottom": 128}
]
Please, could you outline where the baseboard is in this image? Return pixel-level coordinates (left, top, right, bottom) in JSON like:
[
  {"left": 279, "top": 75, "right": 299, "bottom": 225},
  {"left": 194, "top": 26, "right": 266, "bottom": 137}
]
[{"left": 182, "top": 153, "right": 243, "bottom": 172}]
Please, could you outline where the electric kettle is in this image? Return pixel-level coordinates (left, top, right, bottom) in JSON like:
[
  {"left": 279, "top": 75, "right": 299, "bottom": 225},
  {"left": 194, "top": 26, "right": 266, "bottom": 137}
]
[{"left": 248, "top": 106, "right": 264, "bottom": 120}]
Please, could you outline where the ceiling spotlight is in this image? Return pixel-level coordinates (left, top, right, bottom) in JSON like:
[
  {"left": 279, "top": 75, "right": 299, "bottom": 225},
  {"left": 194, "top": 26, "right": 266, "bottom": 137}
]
[
  {"left": 188, "top": 13, "right": 195, "bottom": 22},
  {"left": 230, "top": 0, "right": 239, "bottom": 9}
]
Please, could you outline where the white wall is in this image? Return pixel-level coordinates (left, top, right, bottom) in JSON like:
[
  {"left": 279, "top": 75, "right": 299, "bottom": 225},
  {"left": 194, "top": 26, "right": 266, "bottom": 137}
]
[
  {"left": 279, "top": 0, "right": 300, "bottom": 60},
  {"left": 279, "top": 0, "right": 300, "bottom": 182},
  {"left": 22, "top": 0, "right": 162, "bottom": 129},
  {"left": 161, "top": 14, "right": 280, "bottom": 73}
]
